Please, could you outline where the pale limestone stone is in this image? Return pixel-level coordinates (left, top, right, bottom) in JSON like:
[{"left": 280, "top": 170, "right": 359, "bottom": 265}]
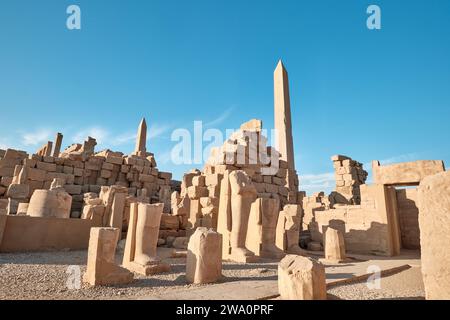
[
  {"left": 134, "top": 118, "right": 147, "bottom": 157},
  {"left": 276, "top": 204, "right": 305, "bottom": 255},
  {"left": 27, "top": 187, "right": 72, "bottom": 218},
  {"left": 123, "top": 203, "right": 170, "bottom": 275},
  {"left": 322, "top": 227, "right": 346, "bottom": 263},
  {"left": 274, "top": 60, "right": 295, "bottom": 171},
  {"left": 83, "top": 227, "right": 133, "bottom": 286},
  {"left": 278, "top": 255, "right": 327, "bottom": 300},
  {"left": 228, "top": 170, "right": 257, "bottom": 263},
  {"left": 186, "top": 227, "right": 222, "bottom": 284},
  {"left": 418, "top": 171, "right": 450, "bottom": 300},
  {"left": 246, "top": 198, "right": 285, "bottom": 259}
]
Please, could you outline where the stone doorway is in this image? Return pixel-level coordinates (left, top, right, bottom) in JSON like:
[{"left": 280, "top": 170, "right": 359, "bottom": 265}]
[{"left": 395, "top": 187, "right": 421, "bottom": 250}]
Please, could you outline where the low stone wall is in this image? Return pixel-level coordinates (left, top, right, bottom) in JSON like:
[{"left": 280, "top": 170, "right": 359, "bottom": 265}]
[
  {"left": 306, "top": 184, "right": 401, "bottom": 256},
  {"left": 0, "top": 215, "right": 102, "bottom": 253}
]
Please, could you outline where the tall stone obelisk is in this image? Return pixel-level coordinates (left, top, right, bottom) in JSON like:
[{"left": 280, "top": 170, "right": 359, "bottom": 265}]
[
  {"left": 134, "top": 118, "right": 147, "bottom": 157},
  {"left": 274, "top": 60, "right": 295, "bottom": 170}
]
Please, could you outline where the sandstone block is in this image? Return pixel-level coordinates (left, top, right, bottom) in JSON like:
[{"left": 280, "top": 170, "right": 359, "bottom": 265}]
[
  {"left": 278, "top": 255, "right": 327, "bottom": 300},
  {"left": 186, "top": 227, "right": 222, "bottom": 284},
  {"left": 418, "top": 171, "right": 450, "bottom": 300}
]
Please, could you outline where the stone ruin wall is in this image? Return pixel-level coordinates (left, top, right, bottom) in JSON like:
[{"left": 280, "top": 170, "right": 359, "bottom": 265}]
[
  {"left": 171, "top": 120, "right": 304, "bottom": 236},
  {"left": 0, "top": 135, "right": 183, "bottom": 241}
]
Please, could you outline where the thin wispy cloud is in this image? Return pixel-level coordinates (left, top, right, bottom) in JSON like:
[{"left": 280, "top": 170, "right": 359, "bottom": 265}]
[
  {"left": 72, "top": 127, "right": 109, "bottom": 146},
  {"left": 299, "top": 172, "right": 335, "bottom": 194},
  {"left": 21, "top": 128, "right": 53, "bottom": 146},
  {"left": 204, "top": 107, "right": 234, "bottom": 128},
  {"left": 111, "top": 131, "right": 136, "bottom": 146},
  {"left": 148, "top": 124, "right": 171, "bottom": 140}
]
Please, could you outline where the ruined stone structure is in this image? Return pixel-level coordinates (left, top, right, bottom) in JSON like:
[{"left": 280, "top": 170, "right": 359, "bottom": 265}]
[
  {"left": 186, "top": 227, "right": 222, "bottom": 284},
  {"left": 418, "top": 171, "right": 450, "bottom": 299},
  {"left": 331, "top": 155, "right": 368, "bottom": 205},
  {"left": 0, "top": 119, "right": 174, "bottom": 217},
  {"left": 278, "top": 255, "right": 327, "bottom": 300},
  {"left": 321, "top": 227, "right": 346, "bottom": 264},
  {"left": 123, "top": 202, "right": 170, "bottom": 275},
  {"left": 0, "top": 119, "right": 182, "bottom": 252},
  {"left": 84, "top": 227, "right": 133, "bottom": 286}
]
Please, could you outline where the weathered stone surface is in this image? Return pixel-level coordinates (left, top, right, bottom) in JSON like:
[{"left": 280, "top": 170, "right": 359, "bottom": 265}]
[
  {"left": 373, "top": 160, "right": 445, "bottom": 186},
  {"left": 278, "top": 255, "right": 327, "bottom": 300},
  {"left": 228, "top": 170, "right": 257, "bottom": 263},
  {"left": 123, "top": 203, "right": 170, "bottom": 275},
  {"left": 418, "top": 171, "right": 450, "bottom": 300},
  {"left": 246, "top": 198, "right": 285, "bottom": 259},
  {"left": 323, "top": 227, "right": 346, "bottom": 263},
  {"left": 186, "top": 227, "right": 222, "bottom": 284},
  {"left": 83, "top": 227, "right": 133, "bottom": 286},
  {"left": 27, "top": 189, "right": 72, "bottom": 218}
]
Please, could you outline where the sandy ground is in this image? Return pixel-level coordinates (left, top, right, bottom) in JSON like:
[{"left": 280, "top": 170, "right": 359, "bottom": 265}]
[
  {"left": 0, "top": 249, "right": 278, "bottom": 300},
  {"left": 328, "top": 266, "right": 425, "bottom": 300},
  {"left": 0, "top": 249, "right": 424, "bottom": 300}
]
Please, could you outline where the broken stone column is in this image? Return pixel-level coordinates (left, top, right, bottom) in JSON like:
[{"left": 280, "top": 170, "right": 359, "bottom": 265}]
[
  {"left": 278, "top": 255, "right": 327, "bottom": 300},
  {"left": 276, "top": 204, "right": 305, "bottom": 255},
  {"left": 331, "top": 155, "right": 368, "bottom": 205},
  {"left": 418, "top": 170, "right": 450, "bottom": 300},
  {"left": 123, "top": 202, "right": 170, "bottom": 275},
  {"left": 321, "top": 227, "right": 346, "bottom": 264},
  {"left": 246, "top": 198, "right": 285, "bottom": 259},
  {"left": 83, "top": 227, "right": 133, "bottom": 286},
  {"left": 52, "top": 133, "right": 63, "bottom": 158},
  {"left": 27, "top": 179, "right": 72, "bottom": 218},
  {"left": 186, "top": 227, "right": 222, "bottom": 284},
  {"left": 229, "top": 170, "right": 257, "bottom": 263}
]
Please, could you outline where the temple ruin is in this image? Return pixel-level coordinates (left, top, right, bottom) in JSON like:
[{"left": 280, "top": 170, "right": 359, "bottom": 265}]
[{"left": 1, "top": 61, "right": 449, "bottom": 300}]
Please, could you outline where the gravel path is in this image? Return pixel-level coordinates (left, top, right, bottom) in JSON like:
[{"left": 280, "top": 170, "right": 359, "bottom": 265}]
[
  {"left": 328, "top": 266, "right": 425, "bottom": 300},
  {"left": 0, "top": 250, "right": 278, "bottom": 300},
  {"left": 0, "top": 250, "right": 424, "bottom": 300}
]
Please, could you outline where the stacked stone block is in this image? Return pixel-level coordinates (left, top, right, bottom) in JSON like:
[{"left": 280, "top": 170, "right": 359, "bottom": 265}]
[
  {"left": 331, "top": 155, "right": 368, "bottom": 205},
  {"left": 0, "top": 147, "right": 173, "bottom": 216}
]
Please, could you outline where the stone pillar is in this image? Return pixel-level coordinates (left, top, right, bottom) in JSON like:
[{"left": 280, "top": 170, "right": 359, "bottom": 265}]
[
  {"left": 217, "top": 170, "right": 232, "bottom": 258},
  {"left": 321, "top": 227, "right": 346, "bottom": 264},
  {"left": 278, "top": 255, "right": 327, "bottom": 300},
  {"left": 274, "top": 60, "right": 295, "bottom": 170},
  {"left": 134, "top": 118, "right": 147, "bottom": 157},
  {"left": 123, "top": 203, "right": 170, "bottom": 275},
  {"left": 229, "top": 170, "right": 257, "bottom": 263},
  {"left": 83, "top": 227, "right": 133, "bottom": 286},
  {"left": 276, "top": 204, "right": 304, "bottom": 255},
  {"left": 246, "top": 198, "right": 285, "bottom": 259},
  {"left": 418, "top": 171, "right": 450, "bottom": 300},
  {"left": 53, "top": 133, "right": 63, "bottom": 158},
  {"left": 186, "top": 227, "right": 222, "bottom": 284}
]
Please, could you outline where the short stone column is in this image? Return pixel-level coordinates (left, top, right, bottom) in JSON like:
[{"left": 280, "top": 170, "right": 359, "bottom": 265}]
[
  {"left": 186, "top": 227, "right": 222, "bottom": 284},
  {"left": 123, "top": 203, "right": 170, "bottom": 275},
  {"left": 278, "top": 255, "right": 327, "bottom": 300},
  {"left": 321, "top": 227, "right": 346, "bottom": 264},
  {"left": 83, "top": 227, "right": 133, "bottom": 286}
]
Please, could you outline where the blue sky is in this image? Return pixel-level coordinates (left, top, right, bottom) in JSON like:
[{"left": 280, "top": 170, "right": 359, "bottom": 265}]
[{"left": 1, "top": 0, "right": 449, "bottom": 194}]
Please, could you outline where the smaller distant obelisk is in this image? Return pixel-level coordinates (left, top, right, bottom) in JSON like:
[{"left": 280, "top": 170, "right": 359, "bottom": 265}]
[{"left": 134, "top": 118, "right": 147, "bottom": 157}]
